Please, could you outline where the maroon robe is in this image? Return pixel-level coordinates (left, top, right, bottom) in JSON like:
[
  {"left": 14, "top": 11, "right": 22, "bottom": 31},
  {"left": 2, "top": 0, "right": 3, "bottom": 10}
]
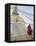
[{"left": 27, "top": 24, "right": 32, "bottom": 35}]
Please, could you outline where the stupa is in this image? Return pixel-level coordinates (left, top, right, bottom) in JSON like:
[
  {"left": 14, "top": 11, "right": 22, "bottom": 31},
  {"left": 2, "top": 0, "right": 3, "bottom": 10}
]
[{"left": 10, "top": 6, "right": 28, "bottom": 41}]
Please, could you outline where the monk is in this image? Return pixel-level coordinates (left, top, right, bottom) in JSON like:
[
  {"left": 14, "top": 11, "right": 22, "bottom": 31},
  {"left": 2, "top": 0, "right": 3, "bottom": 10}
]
[{"left": 27, "top": 24, "right": 32, "bottom": 35}]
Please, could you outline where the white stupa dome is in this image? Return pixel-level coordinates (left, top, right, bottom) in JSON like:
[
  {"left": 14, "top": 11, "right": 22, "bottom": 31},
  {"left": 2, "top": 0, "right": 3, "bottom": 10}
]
[{"left": 10, "top": 6, "right": 32, "bottom": 41}]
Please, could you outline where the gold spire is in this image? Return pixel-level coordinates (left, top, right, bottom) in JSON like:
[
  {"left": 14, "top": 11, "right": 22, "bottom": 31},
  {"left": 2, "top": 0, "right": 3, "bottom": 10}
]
[{"left": 12, "top": 6, "right": 19, "bottom": 15}]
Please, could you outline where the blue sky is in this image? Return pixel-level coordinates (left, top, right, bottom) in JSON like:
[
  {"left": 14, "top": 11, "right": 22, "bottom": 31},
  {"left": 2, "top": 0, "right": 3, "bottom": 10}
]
[{"left": 17, "top": 6, "right": 33, "bottom": 15}]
